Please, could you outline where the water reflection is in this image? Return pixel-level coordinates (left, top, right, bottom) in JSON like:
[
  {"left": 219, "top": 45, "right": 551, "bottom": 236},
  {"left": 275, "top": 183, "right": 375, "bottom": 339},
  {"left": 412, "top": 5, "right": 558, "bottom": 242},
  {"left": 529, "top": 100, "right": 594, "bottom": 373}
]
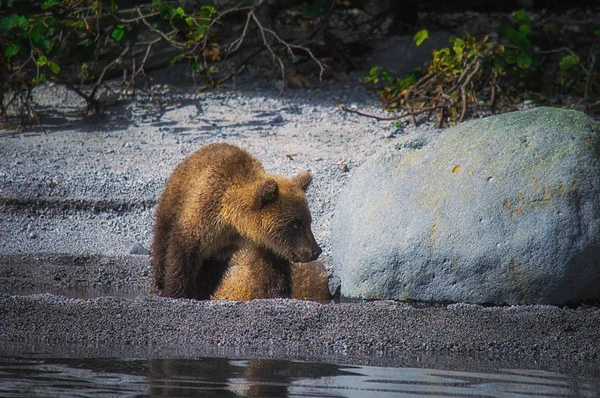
[{"left": 0, "top": 356, "right": 598, "bottom": 398}]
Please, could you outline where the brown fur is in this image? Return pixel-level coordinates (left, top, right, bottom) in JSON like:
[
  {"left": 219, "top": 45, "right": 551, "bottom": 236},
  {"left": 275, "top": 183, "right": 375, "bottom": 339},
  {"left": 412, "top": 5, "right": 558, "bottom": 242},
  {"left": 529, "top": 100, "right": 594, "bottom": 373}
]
[
  {"left": 290, "top": 261, "right": 330, "bottom": 301},
  {"left": 211, "top": 245, "right": 292, "bottom": 301},
  {"left": 151, "top": 143, "right": 321, "bottom": 299},
  {"left": 211, "top": 245, "right": 330, "bottom": 302}
]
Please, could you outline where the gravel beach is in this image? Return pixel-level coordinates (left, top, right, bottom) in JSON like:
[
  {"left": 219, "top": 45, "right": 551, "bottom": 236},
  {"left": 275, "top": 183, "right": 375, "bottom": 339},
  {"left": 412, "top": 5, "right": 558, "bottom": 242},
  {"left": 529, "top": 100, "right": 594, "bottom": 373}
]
[{"left": 1, "top": 78, "right": 599, "bottom": 376}]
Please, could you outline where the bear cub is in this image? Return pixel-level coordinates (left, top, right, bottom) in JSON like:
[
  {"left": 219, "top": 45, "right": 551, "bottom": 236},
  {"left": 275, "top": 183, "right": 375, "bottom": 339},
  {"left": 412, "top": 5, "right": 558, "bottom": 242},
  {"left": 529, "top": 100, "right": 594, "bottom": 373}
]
[{"left": 151, "top": 143, "right": 321, "bottom": 299}]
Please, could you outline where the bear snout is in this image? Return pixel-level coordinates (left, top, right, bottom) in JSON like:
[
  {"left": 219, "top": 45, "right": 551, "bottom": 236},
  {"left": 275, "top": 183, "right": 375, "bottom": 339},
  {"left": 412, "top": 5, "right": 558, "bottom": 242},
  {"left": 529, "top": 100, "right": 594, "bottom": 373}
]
[
  {"left": 311, "top": 246, "right": 322, "bottom": 261},
  {"left": 293, "top": 244, "right": 321, "bottom": 263}
]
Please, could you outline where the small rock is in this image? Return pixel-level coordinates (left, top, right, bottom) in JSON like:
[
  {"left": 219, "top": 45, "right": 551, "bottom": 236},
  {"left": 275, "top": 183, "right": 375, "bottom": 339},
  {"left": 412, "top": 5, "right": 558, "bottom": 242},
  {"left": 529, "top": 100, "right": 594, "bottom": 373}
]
[
  {"left": 28, "top": 232, "right": 37, "bottom": 239},
  {"left": 328, "top": 275, "right": 341, "bottom": 298},
  {"left": 270, "top": 115, "right": 285, "bottom": 125},
  {"left": 130, "top": 242, "right": 151, "bottom": 256}
]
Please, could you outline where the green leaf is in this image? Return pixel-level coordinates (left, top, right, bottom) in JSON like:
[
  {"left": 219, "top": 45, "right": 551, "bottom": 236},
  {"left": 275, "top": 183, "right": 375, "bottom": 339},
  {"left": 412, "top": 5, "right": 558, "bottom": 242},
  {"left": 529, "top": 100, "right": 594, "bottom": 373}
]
[
  {"left": 175, "top": 6, "right": 185, "bottom": 17},
  {"left": 158, "top": 5, "right": 176, "bottom": 19},
  {"left": 208, "top": 65, "right": 219, "bottom": 73},
  {"left": 189, "top": 59, "right": 202, "bottom": 72},
  {"left": 50, "top": 62, "right": 60, "bottom": 74},
  {"left": 595, "top": 29, "right": 600, "bottom": 37},
  {"left": 450, "top": 37, "right": 465, "bottom": 61},
  {"left": 414, "top": 29, "right": 429, "bottom": 46},
  {"left": 30, "top": 23, "right": 53, "bottom": 54},
  {"left": 5, "top": 43, "right": 19, "bottom": 60},
  {"left": 41, "top": 0, "right": 62, "bottom": 9},
  {"left": 37, "top": 55, "right": 48, "bottom": 66},
  {"left": 397, "top": 68, "right": 424, "bottom": 91},
  {"left": 519, "top": 24, "right": 532, "bottom": 35},
  {"left": 201, "top": 5, "right": 216, "bottom": 16},
  {"left": 369, "top": 66, "right": 379, "bottom": 76},
  {"left": 559, "top": 54, "right": 580, "bottom": 71},
  {"left": 504, "top": 49, "right": 517, "bottom": 64},
  {"left": 503, "top": 26, "right": 531, "bottom": 50},
  {"left": 33, "top": 73, "right": 47, "bottom": 85},
  {"left": 111, "top": 25, "right": 125, "bottom": 42},
  {"left": 517, "top": 53, "right": 532, "bottom": 69},
  {"left": 513, "top": 9, "right": 530, "bottom": 26},
  {"left": 489, "top": 56, "right": 505, "bottom": 70},
  {"left": 0, "top": 15, "right": 29, "bottom": 35},
  {"left": 169, "top": 54, "right": 181, "bottom": 66},
  {"left": 190, "top": 27, "right": 207, "bottom": 41}
]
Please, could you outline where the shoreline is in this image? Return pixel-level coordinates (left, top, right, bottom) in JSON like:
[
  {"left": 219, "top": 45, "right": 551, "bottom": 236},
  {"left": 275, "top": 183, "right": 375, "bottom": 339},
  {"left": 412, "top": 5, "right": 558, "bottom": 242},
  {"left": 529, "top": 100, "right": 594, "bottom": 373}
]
[
  {"left": 1, "top": 293, "right": 599, "bottom": 376},
  {"left": 1, "top": 81, "right": 599, "bottom": 373}
]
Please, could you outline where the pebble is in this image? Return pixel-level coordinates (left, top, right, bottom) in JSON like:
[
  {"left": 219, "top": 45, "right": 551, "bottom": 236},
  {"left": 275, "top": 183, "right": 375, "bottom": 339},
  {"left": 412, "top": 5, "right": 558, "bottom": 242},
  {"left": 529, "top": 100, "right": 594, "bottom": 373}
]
[{"left": 130, "top": 242, "right": 151, "bottom": 256}]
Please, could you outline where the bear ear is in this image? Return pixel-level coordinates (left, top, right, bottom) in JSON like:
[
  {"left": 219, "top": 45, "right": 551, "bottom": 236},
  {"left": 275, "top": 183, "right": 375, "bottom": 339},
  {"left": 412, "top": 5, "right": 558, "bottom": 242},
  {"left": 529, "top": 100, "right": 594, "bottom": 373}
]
[
  {"left": 255, "top": 179, "right": 279, "bottom": 209},
  {"left": 292, "top": 171, "right": 312, "bottom": 192}
]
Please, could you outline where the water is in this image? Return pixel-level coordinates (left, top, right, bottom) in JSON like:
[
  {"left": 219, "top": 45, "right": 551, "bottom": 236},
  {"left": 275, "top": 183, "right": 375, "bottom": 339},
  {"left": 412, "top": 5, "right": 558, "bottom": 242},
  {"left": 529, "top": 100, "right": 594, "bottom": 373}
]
[{"left": 1, "top": 355, "right": 598, "bottom": 398}]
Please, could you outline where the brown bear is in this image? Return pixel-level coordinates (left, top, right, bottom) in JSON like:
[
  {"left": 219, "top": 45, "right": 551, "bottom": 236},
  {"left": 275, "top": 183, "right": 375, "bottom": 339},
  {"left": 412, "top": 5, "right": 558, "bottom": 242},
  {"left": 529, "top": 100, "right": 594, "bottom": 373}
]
[
  {"left": 211, "top": 246, "right": 331, "bottom": 302},
  {"left": 151, "top": 143, "right": 321, "bottom": 299},
  {"left": 210, "top": 244, "right": 293, "bottom": 301}
]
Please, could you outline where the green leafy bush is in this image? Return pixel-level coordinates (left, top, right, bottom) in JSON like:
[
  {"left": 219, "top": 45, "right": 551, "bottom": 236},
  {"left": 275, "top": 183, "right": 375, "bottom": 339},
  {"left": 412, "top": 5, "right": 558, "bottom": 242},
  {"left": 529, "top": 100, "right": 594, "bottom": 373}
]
[
  {"left": 0, "top": 0, "right": 222, "bottom": 123},
  {"left": 365, "top": 10, "right": 599, "bottom": 127},
  {"left": 367, "top": 32, "right": 509, "bottom": 127}
]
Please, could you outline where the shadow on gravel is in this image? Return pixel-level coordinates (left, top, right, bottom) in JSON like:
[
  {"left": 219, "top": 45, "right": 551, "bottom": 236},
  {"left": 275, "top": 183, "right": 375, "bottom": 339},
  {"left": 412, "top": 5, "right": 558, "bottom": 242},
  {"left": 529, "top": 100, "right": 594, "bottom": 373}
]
[
  {"left": 0, "top": 196, "right": 156, "bottom": 214},
  {"left": 0, "top": 105, "right": 134, "bottom": 136},
  {"left": 0, "top": 253, "right": 151, "bottom": 299},
  {"left": 1, "top": 79, "right": 378, "bottom": 136}
]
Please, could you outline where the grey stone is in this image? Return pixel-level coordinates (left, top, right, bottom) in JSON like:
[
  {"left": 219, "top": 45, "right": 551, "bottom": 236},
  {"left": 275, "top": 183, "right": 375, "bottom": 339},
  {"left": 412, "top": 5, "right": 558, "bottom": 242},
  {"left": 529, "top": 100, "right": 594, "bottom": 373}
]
[
  {"left": 130, "top": 242, "right": 151, "bottom": 256},
  {"left": 270, "top": 114, "right": 285, "bottom": 125},
  {"left": 332, "top": 107, "right": 600, "bottom": 305},
  {"left": 328, "top": 274, "right": 341, "bottom": 298}
]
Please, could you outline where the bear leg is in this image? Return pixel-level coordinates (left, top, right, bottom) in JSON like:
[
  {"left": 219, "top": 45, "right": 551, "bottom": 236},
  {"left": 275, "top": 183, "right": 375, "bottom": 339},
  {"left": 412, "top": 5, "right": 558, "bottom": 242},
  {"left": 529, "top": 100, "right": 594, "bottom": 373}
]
[
  {"left": 151, "top": 208, "right": 175, "bottom": 292},
  {"left": 162, "top": 239, "right": 201, "bottom": 298},
  {"left": 257, "top": 247, "right": 292, "bottom": 298},
  {"left": 196, "top": 257, "right": 231, "bottom": 299}
]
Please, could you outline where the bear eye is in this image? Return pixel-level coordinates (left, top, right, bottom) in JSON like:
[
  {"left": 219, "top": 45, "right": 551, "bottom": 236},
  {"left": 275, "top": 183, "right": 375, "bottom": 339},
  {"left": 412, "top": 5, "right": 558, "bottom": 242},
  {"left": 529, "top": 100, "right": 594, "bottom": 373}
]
[{"left": 290, "top": 220, "right": 303, "bottom": 231}]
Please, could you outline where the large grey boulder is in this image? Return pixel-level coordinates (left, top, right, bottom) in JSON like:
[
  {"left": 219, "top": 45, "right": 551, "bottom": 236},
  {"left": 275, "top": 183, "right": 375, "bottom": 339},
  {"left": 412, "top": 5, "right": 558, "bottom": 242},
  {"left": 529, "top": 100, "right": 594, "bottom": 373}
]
[{"left": 332, "top": 107, "right": 600, "bottom": 305}]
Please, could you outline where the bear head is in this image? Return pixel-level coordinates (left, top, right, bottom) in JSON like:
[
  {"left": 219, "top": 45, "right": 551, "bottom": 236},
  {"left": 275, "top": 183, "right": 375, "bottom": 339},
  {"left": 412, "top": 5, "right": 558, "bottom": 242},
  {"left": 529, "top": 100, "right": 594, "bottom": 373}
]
[{"left": 231, "top": 171, "right": 321, "bottom": 263}]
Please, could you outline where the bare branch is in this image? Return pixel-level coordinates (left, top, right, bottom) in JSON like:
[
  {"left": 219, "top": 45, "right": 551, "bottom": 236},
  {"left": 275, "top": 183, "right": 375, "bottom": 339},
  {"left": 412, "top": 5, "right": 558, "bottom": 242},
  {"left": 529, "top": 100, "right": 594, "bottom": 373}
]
[
  {"left": 338, "top": 104, "right": 446, "bottom": 121},
  {"left": 227, "top": 8, "right": 254, "bottom": 53}
]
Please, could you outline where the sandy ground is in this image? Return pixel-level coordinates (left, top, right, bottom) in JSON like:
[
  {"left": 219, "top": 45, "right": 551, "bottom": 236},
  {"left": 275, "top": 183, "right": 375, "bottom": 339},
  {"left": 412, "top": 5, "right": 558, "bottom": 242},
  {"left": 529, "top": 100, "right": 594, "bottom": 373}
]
[{"left": 1, "top": 78, "right": 599, "bottom": 376}]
